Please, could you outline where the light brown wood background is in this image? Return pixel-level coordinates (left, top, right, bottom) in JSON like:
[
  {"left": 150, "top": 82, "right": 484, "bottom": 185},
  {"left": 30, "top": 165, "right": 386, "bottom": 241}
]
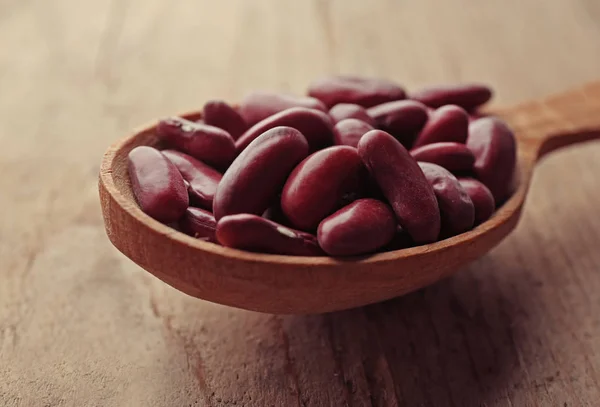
[{"left": 1, "top": 0, "right": 600, "bottom": 406}]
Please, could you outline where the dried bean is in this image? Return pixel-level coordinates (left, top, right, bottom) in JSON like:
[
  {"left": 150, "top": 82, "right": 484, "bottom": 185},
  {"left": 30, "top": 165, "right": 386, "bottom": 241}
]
[
  {"left": 358, "top": 130, "right": 440, "bottom": 243},
  {"left": 202, "top": 100, "right": 247, "bottom": 140},
  {"left": 467, "top": 117, "right": 517, "bottom": 203},
  {"left": 410, "top": 142, "right": 475, "bottom": 173},
  {"left": 333, "top": 118, "right": 374, "bottom": 148},
  {"left": 367, "top": 100, "right": 429, "bottom": 148},
  {"left": 216, "top": 214, "right": 323, "bottom": 256},
  {"left": 281, "top": 146, "right": 366, "bottom": 231},
  {"left": 317, "top": 198, "right": 396, "bottom": 256},
  {"left": 179, "top": 207, "right": 217, "bottom": 241},
  {"left": 235, "top": 107, "right": 334, "bottom": 154},
  {"left": 413, "top": 105, "right": 469, "bottom": 148},
  {"left": 458, "top": 178, "right": 496, "bottom": 224},
  {"left": 161, "top": 150, "right": 222, "bottom": 210},
  {"left": 308, "top": 75, "right": 406, "bottom": 108},
  {"left": 329, "top": 103, "right": 376, "bottom": 126},
  {"left": 128, "top": 146, "right": 189, "bottom": 223},
  {"left": 240, "top": 91, "right": 327, "bottom": 126},
  {"left": 418, "top": 162, "right": 475, "bottom": 237},
  {"left": 213, "top": 126, "right": 309, "bottom": 220},
  {"left": 410, "top": 83, "right": 492, "bottom": 111},
  {"left": 157, "top": 117, "right": 235, "bottom": 169}
]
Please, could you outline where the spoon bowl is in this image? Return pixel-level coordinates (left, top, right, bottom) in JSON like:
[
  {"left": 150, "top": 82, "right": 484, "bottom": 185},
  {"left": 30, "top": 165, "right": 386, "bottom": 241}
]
[{"left": 99, "top": 81, "right": 600, "bottom": 314}]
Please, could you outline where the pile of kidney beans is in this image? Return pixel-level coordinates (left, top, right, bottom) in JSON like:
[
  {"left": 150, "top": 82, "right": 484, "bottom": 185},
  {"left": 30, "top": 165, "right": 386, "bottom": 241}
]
[{"left": 128, "top": 75, "right": 516, "bottom": 257}]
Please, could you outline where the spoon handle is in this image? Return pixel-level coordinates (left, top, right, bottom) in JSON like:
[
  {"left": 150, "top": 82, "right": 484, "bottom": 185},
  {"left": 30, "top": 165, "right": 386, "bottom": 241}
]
[{"left": 498, "top": 80, "right": 600, "bottom": 160}]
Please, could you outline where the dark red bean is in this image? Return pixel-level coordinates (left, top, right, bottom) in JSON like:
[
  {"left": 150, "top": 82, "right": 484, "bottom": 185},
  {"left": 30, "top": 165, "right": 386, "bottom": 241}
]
[
  {"left": 358, "top": 130, "right": 440, "bottom": 243},
  {"left": 128, "top": 146, "right": 189, "bottom": 223},
  {"left": 383, "top": 226, "right": 414, "bottom": 251},
  {"left": 410, "top": 142, "right": 475, "bottom": 173},
  {"left": 202, "top": 100, "right": 247, "bottom": 140},
  {"left": 367, "top": 100, "right": 429, "bottom": 148},
  {"left": 412, "top": 105, "right": 469, "bottom": 148},
  {"left": 161, "top": 150, "right": 222, "bottom": 210},
  {"left": 308, "top": 75, "right": 406, "bottom": 108},
  {"left": 328, "top": 103, "right": 376, "bottom": 126},
  {"left": 458, "top": 177, "right": 496, "bottom": 224},
  {"left": 179, "top": 207, "right": 217, "bottom": 241},
  {"left": 410, "top": 83, "right": 493, "bottom": 111},
  {"left": 156, "top": 117, "right": 236, "bottom": 169},
  {"left": 213, "top": 126, "right": 309, "bottom": 220},
  {"left": 317, "top": 198, "right": 396, "bottom": 256},
  {"left": 240, "top": 91, "right": 327, "bottom": 126},
  {"left": 418, "top": 162, "right": 475, "bottom": 237},
  {"left": 216, "top": 214, "right": 323, "bottom": 256},
  {"left": 235, "top": 107, "right": 334, "bottom": 154},
  {"left": 467, "top": 117, "right": 517, "bottom": 203},
  {"left": 281, "top": 146, "right": 366, "bottom": 231},
  {"left": 333, "top": 118, "right": 374, "bottom": 148}
]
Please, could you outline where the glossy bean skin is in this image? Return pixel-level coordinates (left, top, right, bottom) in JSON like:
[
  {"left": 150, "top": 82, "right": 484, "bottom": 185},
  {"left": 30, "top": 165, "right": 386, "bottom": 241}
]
[
  {"left": 213, "top": 126, "right": 309, "bottom": 220},
  {"left": 317, "top": 199, "right": 396, "bottom": 256},
  {"left": 367, "top": 100, "right": 429, "bottom": 148},
  {"left": 410, "top": 142, "right": 475, "bottom": 173},
  {"left": 156, "top": 117, "right": 236, "bottom": 170},
  {"left": 240, "top": 91, "right": 327, "bottom": 126},
  {"left": 308, "top": 76, "right": 406, "bottom": 108},
  {"left": 216, "top": 214, "right": 323, "bottom": 256},
  {"left": 358, "top": 130, "right": 440, "bottom": 244},
  {"left": 333, "top": 118, "right": 374, "bottom": 148},
  {"left": 412, "top": 105, "right": 469, "bottom": 148},
  {"left": 281, "top": 146, "right": 366, "bottom": 231},
  {"left": 161, "top": 150, "right": 222, "bottom": 210},
  {"left": 458, "top": 177, "right": 496, "bottom": 224},
  {"left": 235, "top": 107, "right": 334, "bottom": 154},
  {"left": 410, "top": 83, "right": 493, "bottom": 111},
  {"left": 328, "top": 103, "right": 376, "bottom": 126},
  {"left": 202, "top": 100, "right": 247, "bottom": 140},
  {"left": 179, "top": 207, "right": 217, "bottom": 242},
  {"left": 127, "top": 146, "right": 189, "bottom": 223},
  {"left": 418, "top": 162, "right": 475, "bottom": 237},
  {"left": 466, "top": 117, "right": 517, "bottom": 203}
]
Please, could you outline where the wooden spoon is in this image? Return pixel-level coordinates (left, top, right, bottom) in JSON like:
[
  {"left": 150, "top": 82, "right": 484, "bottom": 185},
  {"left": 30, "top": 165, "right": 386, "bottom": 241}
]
[{"left": 99, "top": 81, "right": 600, "bottom": 314}]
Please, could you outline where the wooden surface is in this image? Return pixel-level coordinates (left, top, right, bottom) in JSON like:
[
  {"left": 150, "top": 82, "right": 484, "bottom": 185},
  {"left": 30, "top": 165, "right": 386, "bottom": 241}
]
[{"left": 1, "top": 0, "right": 600, "bottom": 405}]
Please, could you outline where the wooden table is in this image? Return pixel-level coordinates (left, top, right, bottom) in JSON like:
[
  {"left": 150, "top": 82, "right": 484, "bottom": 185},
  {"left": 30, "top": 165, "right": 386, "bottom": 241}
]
[{"left": 1, "top": 1, "right": 599, "bottom": 406}]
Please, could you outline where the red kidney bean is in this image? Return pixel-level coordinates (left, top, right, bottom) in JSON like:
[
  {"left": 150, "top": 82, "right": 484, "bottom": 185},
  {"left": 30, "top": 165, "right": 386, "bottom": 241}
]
[
  {"left": 418, "top": 162, "right": 475, "bottom": 237},
  {"left": 467, "top": 117, "right": 517, "bottom": 203},
  {"left": 156, "top": 117, "right": 236, "bottom": 170},
  {"left": 308, "top": 75, "right": 406, "bottom": 108},
  {"left": 333, "top": 118, "right": 374, "bottom": 148},
  {"left": 385, "top": 226, "right": 414, "bottom": 251},
  {"left": 128, "top": 146, "right": 189, "bottom": 223},
  {"left": 161, "top": 150, "right": 222, "bottom": 210},
  {"left": 412, "top": 105, "right": 469, "bottom": 148},
  {"left": 410, "top": 142, "right": 475, "bottom": 173},
  {"left": 281, "top": 146, "right": 366, "bottom": 231},
  {"left": 262, "top": 201, "right": 290, "bottom": 226},
  {"left": 358, "top": 130, "right": 440, "bottom": 243},
  {"left": 410, "top": 83, "right": 493, "bottom": 111},
  {"left": 317, "top": 198, "right": 396, "bottom": 256},
  {"left": 235, "top": 107, "right": 334, "bottom": 154},
  {"left": 202, "top": 100, "right": 247, "bottom": 140},
  {"left": 216, "top": 214, "right": 323, "bottom": 256},
  {"left": 328, "top": 103, "right": 376, "bottom": 126},
  {"left": 240, "top": 91, "right": 327, "bottom": 126},
  {"left": 213, "top": 126, "right": 309, "bottom": 220},
  {"left": 367, "top": 100, "right": 429, "bottom": 148},
  {"left": 458, "top": 177, "right": 496, "bottom": 224},
  {"left": 179, "top": 207, "right": 217, "bottom": 241}
]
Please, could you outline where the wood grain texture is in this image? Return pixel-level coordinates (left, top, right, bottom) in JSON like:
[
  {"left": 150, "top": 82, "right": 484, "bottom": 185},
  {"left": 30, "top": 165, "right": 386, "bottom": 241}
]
[{"left": 1, "top": 0, "right": 600, "bottom": 405}]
